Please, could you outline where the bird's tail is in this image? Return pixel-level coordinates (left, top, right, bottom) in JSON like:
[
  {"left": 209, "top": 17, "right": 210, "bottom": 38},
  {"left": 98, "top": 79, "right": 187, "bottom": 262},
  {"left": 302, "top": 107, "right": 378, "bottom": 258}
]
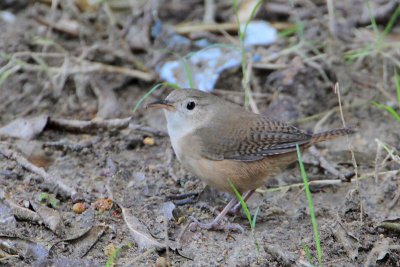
[{"left": 310, "top": 128, "right": 355, "bottom": 144}]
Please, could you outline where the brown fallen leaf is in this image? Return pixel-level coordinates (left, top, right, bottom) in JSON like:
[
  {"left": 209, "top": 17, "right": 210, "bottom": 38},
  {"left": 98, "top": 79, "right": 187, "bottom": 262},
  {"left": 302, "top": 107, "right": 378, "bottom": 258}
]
[
  {"left": 31, "top": 200, "right": 65, "bottom": 236},
  {"left": 120, "top": 205, "right": 164, "bottom": 250}
]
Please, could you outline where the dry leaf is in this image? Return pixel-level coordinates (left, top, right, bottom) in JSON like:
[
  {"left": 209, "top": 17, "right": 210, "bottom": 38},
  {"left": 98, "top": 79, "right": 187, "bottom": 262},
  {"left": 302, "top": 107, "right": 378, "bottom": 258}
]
[
  {"left": 0, "top": 115, "right": 48, "bottom": 140},
  {"left": 120, "top": 206, "right": 164, "bottom": 250}
]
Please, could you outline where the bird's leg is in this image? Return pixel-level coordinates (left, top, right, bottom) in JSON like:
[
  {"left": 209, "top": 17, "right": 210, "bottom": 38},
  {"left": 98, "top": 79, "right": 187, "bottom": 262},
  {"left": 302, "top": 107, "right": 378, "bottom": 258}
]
[
  {"left": 189, "top": 198, "right": 244, "bottom": 232},
  {"left": 229, "top": 190, "right": 255, "bottom": 215}
]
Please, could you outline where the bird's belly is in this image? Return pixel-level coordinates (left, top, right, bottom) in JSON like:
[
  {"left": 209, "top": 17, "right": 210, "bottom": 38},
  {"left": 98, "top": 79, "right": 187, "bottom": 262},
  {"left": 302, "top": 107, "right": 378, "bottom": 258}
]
[{"left": 184, "top": 153, "right": 297, "bottom": 194}]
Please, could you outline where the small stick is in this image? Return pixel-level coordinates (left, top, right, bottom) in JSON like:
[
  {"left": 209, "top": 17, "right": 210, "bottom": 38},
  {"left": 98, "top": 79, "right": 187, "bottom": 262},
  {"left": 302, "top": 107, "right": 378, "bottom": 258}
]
[
  {"left": 5, "top": 55, "right": 154, "bottom": 82},
  {"left": 257, "top": 170, "right": 398, "bottom": 193},
  {"left": 174, "top": 22, "right": 293, "bottom": 34},
  {"left": 44, "top": 137, "right": 101, "bottom": 151},
  {"left": 0, "top": 145, "right": 77, "bottom": 198},
  {"left": 203, "top": 0, "right": 215, "bottom": 23},
  {"left": 309, "top": 146, "right": 345, "bottom": 180},
  {"left": 128, "top": 124, "right": 167, "bottom": 137},
  {"left": 48, "top": 117, "right": 131, "bottom": 132},
  {"left": 47, "top": 117, "right": 167, "bottom": 136},
  {"left": 334, "top": 83, "right": 361, "bottom": 221},
  {"left": 34, "top": 16, "right": 79, "bottom": 37}
]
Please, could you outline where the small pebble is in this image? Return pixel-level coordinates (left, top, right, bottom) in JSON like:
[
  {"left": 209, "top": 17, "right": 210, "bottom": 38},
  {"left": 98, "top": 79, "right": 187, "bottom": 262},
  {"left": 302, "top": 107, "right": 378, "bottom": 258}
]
[
  {"left": 177, "top": 216, "right": 185, "bottom": 225},
  {"left": 143, "top": 137, "right": 155, "bottom": 146},
  {"left": 155, "top": 256, "right": 170, "bottom": 267},
  {"left": 72, "top": 202, "right": 86, "bottom": 214},
  {"left": 189, "top": 222, "right": 198, "bottom": 232}
]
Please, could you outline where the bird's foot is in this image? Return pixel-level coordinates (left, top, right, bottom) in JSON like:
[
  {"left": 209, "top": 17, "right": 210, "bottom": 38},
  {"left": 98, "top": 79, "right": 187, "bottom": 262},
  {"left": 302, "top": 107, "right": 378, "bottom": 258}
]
[
  {"left": 228, "top": 190, "right": 256, "bottom": 216},
  {"left": 228, "top": 204, "right": 242, "bottom": 216},
  {"left": 188, "top": 216, "right": 244, "bottom": 232}
]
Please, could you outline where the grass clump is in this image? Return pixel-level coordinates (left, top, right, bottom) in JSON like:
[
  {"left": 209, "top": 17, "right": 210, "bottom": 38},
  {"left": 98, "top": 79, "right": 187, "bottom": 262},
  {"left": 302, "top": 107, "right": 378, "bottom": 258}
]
[{"left": 345, "top": 4, "right": 400, "bottom": 61}]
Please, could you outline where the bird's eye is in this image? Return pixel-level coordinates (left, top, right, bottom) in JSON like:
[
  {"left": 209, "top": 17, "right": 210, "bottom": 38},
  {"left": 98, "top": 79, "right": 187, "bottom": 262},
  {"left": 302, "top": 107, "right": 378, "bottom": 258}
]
[{"left": 186, "top": 101, "right": 196, "bottom": 110}]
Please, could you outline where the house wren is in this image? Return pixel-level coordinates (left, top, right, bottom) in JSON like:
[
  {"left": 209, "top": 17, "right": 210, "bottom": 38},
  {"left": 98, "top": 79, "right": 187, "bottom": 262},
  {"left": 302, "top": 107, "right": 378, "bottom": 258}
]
[{"left": 148, "top": 89, "right": 354, "bottom": 231}]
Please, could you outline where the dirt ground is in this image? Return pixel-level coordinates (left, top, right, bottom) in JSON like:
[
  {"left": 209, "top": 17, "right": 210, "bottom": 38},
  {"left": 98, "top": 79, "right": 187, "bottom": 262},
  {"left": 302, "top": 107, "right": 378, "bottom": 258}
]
[{"left": 1, "top": 0, "right": 400, "bottom": 266}]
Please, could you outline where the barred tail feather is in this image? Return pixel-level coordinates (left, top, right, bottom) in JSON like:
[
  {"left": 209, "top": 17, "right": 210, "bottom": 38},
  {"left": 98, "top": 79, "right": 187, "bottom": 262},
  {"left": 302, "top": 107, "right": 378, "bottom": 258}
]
[{"left": 310, "top": 128, "right": 355, "bottom": 144}]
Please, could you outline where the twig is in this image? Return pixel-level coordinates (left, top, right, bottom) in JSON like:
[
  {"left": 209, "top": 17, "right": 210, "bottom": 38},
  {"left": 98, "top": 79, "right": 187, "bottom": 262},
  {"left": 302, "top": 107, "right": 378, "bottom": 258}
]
[
  {"left": 214, "top": 89, "right": 272, "bottom": 98},
  {"left": 0, "top": 254, "right": 19, "bottom": 262},
  {"left": 334, "top": 83, "right": 361, "bottom": 221},
  {"left": 47, "top": 117, "right": 131, "bottom": 132},
  {"left": 203, "top": 0, "right": 215, "bottom": 23},
  {"left": 34, "top": 16, "right": 80, "bottom": 37},
  {"left": 0, "top": 145, "right": 77, "bottom": 198},
  {"left": 309, "top": 146, "right": 345, "bottom": 180},
  {"left": 3, "top": 52, "right": 154, "bottom": 82},
  {"left": 246, "top": 61, "right": 260, "bottom": 114},
  {"left": 104, "top": 157, "right": 118, "bottom": 201},
  {"left": 375, "top": 139, "right": 400, "bottom": 164},
  {"left": 326, "top": 0, "right": 335, "bottom": 34},
  {"left": 257, "top": 170, "right": 398, "bottom": 193},
  {"left": 47, "top": 117, "right": 166, "bottom": 136},
  {"left": 43, "top": 137, "right": 101, "bottom": 151},
  {"left": 174, "top": 22, "right": 293, "bottom": 34},
  {"left": 128, "top": 124, "right": 167, "bottom": 137},
  {"left": 389, "top": 188, "right": 400, "bottom": 209}
]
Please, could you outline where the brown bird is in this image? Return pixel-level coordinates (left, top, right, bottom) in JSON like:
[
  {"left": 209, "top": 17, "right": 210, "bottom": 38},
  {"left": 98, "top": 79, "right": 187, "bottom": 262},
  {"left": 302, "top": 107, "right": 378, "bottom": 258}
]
[{"left": 148, "top": 89, "right": 354, "bottom": 231}]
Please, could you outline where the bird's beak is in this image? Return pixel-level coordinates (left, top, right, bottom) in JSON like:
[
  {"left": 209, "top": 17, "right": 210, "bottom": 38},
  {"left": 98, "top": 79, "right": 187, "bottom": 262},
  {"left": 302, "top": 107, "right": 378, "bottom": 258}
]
[{"left": 146, "top": 100, "right": 175, "bottom": 111}]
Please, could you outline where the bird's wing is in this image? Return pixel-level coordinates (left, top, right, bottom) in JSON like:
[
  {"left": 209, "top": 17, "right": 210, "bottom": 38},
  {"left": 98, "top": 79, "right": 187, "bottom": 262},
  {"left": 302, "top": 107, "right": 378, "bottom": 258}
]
[{"left": 194, "top": 115, "right": 312, "bottom": 161}]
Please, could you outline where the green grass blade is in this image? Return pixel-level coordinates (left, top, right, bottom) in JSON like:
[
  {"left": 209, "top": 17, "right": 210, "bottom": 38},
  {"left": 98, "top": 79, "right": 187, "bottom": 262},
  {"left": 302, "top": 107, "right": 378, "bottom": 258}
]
[
  {"left": 394, "top": 68, "right": 400, "bottom": 108},
  {"left": 366, "top": 0, "right": 379, "bottom": 36},
  {"left": 251, "top": 206, "right": 260, "bottom": 229},
  {"left": 0, "top": 67, "right": 18, "bottom": 86},
  {"left": 302, "top": 242, "right": 313, "bottom": 264},
  {"left": 381, "top": 5, "right": 400, "bottom": 38},
  {"left": 105, "top": 243, "right": 133, "bottom": 267},
  {"left": 296, "top": 144, "right": 322, "bottom": 266},
  {"left": 373, "top": 102, "right": 400, "bottom": 122},
  {"left": 180, "top": 58, "right": 193, "bottom": 88},
  {"left": 132, "top": 82, "right": 181, "bottom": 112},
  {"left": 228, "top": 178, "right": 252, "bottom": 226},
  {"left": 232, "top": 0, "right": 241, "bottom": 37},
  {"left": 278, "top": 24, "right": 300, "bottom": 38},
  {"left": 241, "top": 0, "right": 264, "bottom": 40}
]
